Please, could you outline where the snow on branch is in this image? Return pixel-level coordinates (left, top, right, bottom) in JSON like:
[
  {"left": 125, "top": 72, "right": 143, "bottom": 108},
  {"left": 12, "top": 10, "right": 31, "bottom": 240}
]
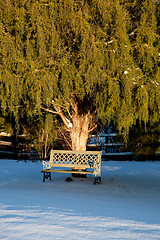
[
  {"left": 51, "top": 99, "right": 73, "bottom": 132},
  {"left": 151, "top": 80, "right": 159, "bottom": 87},
  {"left": 105, "top": 40, "right": 113, "bottom": 45},
  {"left": 65, "top": 117, "right": 73, "bottom": 129}
]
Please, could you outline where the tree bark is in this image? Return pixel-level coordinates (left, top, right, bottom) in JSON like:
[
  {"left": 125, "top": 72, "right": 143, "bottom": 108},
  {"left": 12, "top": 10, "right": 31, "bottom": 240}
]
[
  {"left": 70, "top": 112, "right": 90, "bottom": 177},
  {"left": 70, "top": 113, "right": 90, "bottom": 151}
]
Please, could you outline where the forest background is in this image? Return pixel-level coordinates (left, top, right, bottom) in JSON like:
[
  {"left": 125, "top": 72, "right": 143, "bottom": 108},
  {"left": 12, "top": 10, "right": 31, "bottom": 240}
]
[{"left": 0, "top": 0, "right": 160, "bottom": 159}]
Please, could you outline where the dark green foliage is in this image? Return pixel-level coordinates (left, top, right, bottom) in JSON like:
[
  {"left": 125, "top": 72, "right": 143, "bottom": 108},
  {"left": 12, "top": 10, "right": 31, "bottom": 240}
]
[
  {"left": 17, "top": 113, "right": 57, "bottom": 159},
  {"left": 31, "top": 114, "right": 57, "bottom": 159},
  {"left": 129, "top": 122, "right": 160, "bottom": 156},
  {"left": 0, "top": 115, "right": 14, "bottom": 134},
  {"left": 0, "top": 0, "right": 159, "bottom": 140}
]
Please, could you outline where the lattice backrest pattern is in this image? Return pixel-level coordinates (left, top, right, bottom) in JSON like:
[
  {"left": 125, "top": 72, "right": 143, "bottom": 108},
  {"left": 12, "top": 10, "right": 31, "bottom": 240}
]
[{"left": 50, "top": 150, "right": 102, "bottom": 177}]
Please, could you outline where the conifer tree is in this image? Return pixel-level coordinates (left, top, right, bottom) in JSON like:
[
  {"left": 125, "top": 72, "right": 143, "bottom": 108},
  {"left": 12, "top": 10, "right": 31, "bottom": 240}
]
[{"left": 0, "top": 0, "right": 159, "bottom": 150}]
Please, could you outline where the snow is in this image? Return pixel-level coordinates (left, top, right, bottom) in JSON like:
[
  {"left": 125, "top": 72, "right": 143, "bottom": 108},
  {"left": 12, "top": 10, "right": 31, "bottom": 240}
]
[
  {"left": 1, "top": 159, "right": 160, "bottom": 239},
  {"left": 0, "top": 132, "right": 11, "bottom": 136},
  {"left": 151, "top": 80, "right": 159, "bottom": 86},
  {"left": 129, "top": 32, "right": 135, "bottom": 36},
  {"left": 105, "top": 40, "right": 113, "bottom": 45},
  {"left": 65, "top": 117, "right": 73, "bottom": 129}
]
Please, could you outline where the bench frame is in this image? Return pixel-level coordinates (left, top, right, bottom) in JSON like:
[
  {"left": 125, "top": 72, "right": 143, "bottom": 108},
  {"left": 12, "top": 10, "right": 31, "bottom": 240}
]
[{"left": 41, "top": 150, "right": 102, "bottom": 184}]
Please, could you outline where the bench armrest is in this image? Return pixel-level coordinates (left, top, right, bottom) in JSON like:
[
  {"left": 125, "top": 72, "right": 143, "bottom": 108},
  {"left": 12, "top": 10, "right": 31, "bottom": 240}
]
[{"left": 42, "top": 160, "right": 51, "bottom": 170}]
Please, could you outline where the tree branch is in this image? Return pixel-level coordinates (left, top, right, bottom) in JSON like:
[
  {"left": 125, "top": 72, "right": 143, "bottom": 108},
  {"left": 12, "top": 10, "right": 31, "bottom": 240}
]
[
  {"left": 51, "top": 100, "right": 73, "bottom": 131},
  {"left": 41, "top": 107, "right": 59, "bottom": 115},
  {"left": 88, "top": 124, "right": 97, "bottom": 133},
  {"left": 58, "top": 127, "right": 72, "bottom": 149}
]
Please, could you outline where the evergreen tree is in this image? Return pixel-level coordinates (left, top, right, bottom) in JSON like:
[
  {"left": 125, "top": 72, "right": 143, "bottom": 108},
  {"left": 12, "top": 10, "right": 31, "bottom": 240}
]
[{"left": 0, "top": 0, "right": 159, "bottom": 150}]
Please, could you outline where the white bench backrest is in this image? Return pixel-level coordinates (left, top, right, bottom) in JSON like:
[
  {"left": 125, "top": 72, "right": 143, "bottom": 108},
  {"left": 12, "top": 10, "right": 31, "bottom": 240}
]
[{"left": 49, "top": 150, "right": 102, "bottom": 177}]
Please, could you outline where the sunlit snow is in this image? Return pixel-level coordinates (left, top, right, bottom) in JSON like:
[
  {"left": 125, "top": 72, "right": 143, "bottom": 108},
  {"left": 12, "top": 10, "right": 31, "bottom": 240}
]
[
  {"left": 0, "top": 159, "right": 160, "bottom": 239},
  {"left": 65, "top": 117, "right": 73, "bottom": 129}
]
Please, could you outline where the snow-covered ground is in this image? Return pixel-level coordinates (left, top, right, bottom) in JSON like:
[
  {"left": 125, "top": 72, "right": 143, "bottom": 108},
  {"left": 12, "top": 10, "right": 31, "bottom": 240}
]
[{"left": 0, "top": 159, "right": 160, "bottom": 239}]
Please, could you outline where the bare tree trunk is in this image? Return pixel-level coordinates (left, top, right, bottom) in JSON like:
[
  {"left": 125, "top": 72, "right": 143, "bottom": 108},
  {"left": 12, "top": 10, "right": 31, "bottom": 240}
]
[
  {"left": 44, "top": 133, "right": 48, "bottom": 159},
  {"left": 70, "top": 113, "right": 90, "bottom": 151},
  {"left": 70, "top": 112, "right": 90, "bottom": 177}
]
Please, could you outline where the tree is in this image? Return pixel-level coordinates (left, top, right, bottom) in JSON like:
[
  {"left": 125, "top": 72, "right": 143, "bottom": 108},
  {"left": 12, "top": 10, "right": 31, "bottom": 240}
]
[
  {"left": 0, "top": 0, "right": 159, "bottom": 151},
  {"left": 29, "top": 114, "right": 57, "bottom": 159},
  {"left": 0, "top": 115, "right": 13, "bottom": 134},
  {"left": 128, "top": 122, "right": 160, "bottom": 157}
]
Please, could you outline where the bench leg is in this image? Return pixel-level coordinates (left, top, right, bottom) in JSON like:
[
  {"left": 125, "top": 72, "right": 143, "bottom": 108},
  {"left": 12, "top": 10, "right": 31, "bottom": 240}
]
[
  {"left": 49, "top": 173, "right": 51, "bottom": 180},
  {"left": 43, "top": 172, "right": 45, "bottom": 182},
  {"left": 94, "top": 177, "right": 101, "bottom": 185},
  {"left": 43, "top": 172, "right": 51, "bottom": 182}
]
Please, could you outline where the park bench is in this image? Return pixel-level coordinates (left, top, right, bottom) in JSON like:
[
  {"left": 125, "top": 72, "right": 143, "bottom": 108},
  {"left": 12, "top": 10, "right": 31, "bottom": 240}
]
[{"left": 41, "top": 150, "right": 102, "bottom": 184}]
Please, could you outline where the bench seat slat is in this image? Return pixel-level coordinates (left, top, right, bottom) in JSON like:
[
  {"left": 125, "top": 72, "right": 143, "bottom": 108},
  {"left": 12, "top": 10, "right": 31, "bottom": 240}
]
[
  {"left": 50, "top": 163, "right": 92, "bottom": 169},
  {"left": 41, "top": 169, "right": 93, "bottom": 174}
]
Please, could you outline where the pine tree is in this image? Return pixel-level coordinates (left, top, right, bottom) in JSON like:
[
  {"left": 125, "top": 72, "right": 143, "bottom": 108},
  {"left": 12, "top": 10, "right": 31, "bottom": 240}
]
[{"left": 0, "top": 0, "right": 159, "bottom": 150}]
